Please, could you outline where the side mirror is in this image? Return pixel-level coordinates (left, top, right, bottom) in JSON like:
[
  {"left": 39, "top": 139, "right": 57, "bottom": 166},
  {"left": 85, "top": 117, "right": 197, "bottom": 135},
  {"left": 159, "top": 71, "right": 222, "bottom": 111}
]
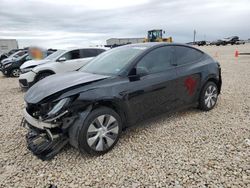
[
  {"left": 136, "top": 66, "right": 149, "bottom": 77},
  {"left": 58, "top": 57, "right": 66, "bottom": 62},
  {"left": 128, "top": 67, "right": 149, "bottom": 80}
]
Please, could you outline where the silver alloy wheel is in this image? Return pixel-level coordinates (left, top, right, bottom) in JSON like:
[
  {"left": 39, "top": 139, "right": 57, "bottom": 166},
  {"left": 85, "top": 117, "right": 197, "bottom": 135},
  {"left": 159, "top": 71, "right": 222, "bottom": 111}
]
[
  {"left": 204, "top": 85, "right": 218, "bottom": 108},
  {"left": 87, "top": 114, "right": 119, "bottom": 151},
  {"left": 12, "top": 69, "right": 20, "bottom": 77}
]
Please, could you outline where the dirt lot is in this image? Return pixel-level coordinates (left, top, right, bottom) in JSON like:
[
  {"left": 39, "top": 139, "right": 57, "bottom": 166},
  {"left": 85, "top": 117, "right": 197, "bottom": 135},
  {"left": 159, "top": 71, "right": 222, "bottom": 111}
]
[{"left": 0, "top": 44, "right": 249, "bottom": 188}]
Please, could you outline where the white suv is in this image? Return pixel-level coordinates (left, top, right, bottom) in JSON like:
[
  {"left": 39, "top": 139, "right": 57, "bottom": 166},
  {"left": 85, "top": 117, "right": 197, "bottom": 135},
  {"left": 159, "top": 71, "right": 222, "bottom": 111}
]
[{"left": 19, "top": 48, "right": 106, "bottom": 88}]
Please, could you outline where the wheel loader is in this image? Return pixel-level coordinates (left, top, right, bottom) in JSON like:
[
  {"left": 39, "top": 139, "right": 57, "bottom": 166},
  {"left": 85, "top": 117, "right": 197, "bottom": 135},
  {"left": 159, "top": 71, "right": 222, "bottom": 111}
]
[{"left": 143, "top": 29, "right": 173, "bottom": 43}]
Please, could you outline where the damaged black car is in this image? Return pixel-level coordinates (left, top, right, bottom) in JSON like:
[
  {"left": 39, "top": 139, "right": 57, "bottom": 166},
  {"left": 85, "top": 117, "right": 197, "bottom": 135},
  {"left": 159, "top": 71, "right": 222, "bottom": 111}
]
[{"left": 22, "top": 43, "right": 222, "bottom": 160}]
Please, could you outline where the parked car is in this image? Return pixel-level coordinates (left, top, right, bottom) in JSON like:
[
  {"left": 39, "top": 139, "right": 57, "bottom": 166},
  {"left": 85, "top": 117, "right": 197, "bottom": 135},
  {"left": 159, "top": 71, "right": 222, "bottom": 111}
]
[
  {"left": 196, "top": 41, "right": 206, "bottom": 46},
  {"left": 211, "top": 36, "right": 240, "bottom": 46},
  {"left": 215, "top": 40, "right": 227, "bottom": 46},
  {"left": 0, "top": 50, "right": 29, "bottom": 77},
  {"left": 21, "top": 43, "right": 222, "bottom": 160},
  {"left": 19, "top": 48, "right": 106, "bottom": 88},
  {"left": 1, "top": 50, "right": 27, "bottom": 65},
  {"left": 223, "top": 36, "right": 239, "bottom": 45},
  {"left": 235, "top": 40, "right": 245, "bottom": 45}
]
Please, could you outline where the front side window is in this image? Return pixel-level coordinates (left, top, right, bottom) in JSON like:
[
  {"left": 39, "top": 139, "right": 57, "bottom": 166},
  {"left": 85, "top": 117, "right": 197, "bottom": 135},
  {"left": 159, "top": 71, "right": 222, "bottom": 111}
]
[
  {"left": 46, "top": 50, "right": 66, "bottom": 61},
  {"left": 136, "top": 46, "right": 174, "bottom": 74},
  {"left": 60, "top": 50, "right": 80, "bottom": 61},
  {"left": 174, "top": 46, "right": 203, "bottom": 65}
]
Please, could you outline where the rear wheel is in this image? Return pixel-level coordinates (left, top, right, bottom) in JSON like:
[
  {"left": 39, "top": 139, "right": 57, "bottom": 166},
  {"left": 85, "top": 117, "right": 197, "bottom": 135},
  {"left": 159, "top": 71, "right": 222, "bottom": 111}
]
[
  {"left": 199, "top": 81, "right": 218, "bottom": 111},
  {"left": 11, "top": 68, "right": 21, "bottom": 77},
  {"left": 78, "top": 107, "right": 122, "bottom": 155}
]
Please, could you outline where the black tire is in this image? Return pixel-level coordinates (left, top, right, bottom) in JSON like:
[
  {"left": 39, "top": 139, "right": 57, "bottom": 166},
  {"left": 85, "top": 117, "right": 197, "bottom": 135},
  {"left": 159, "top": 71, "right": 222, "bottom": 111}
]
[
  {"left": 199, "top": 81, "right": 218, "bottom": 111},
  {"left": 36, "top": 72, "right": 53, "bottom": 82},
  {"left": 11, "top": 68, "right": 21, "bottom": 77},
  {"left": 78, "top": 107, "right": 122, "bottom": 155}
]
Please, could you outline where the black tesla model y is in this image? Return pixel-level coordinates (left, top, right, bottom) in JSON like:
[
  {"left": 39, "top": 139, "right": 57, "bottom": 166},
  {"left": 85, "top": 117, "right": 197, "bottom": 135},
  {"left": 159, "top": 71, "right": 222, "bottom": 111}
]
[{"left": 22, "top": 43, "right": 222, "bottom": 160}]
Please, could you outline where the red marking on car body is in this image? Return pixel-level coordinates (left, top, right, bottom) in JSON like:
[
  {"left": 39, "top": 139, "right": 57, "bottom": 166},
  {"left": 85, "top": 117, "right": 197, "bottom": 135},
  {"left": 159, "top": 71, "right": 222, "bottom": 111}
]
[{"left": 185, "top": 77, "right": 197, "bottom": 96}]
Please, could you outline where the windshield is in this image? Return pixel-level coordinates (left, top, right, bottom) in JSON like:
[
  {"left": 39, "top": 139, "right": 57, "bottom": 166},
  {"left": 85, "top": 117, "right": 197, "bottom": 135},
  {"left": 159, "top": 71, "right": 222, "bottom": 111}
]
[
  {"left": 45, "top": 50, "right": 66, "bottom": 61},
  {"left": 80, "top": 46, "right": 146, "bottom": 75}
]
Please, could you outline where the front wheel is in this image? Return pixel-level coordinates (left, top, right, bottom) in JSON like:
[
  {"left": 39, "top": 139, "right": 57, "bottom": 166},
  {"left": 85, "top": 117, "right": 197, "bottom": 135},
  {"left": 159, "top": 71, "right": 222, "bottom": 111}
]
[
  {"left": 11, "top": 68, "right": 21, "bottom": 77},
  {"left": 78, "top": 107, "right": 122, "bottom": 155},
  {"left": 199, "top": 82, "right": 218, "bottom": 111}
]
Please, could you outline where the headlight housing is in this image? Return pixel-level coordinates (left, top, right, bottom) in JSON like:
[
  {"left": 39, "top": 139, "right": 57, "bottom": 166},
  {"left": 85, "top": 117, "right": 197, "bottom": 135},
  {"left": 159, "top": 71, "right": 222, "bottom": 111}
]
[
  {"left": 4, "top": 63, "right": 12, "bottom": 68},
  {"left": 43, "top": 97, "right": 72, "bottom": 121},
  {"left": 21, "top": 66, "right": 35, "bottom": 74}
]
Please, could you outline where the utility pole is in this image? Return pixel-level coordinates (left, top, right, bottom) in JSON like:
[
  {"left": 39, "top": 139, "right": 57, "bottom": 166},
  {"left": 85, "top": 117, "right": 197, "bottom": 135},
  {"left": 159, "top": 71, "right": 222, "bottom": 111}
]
[{"left": 193, "top": 29, "right": 196, "bottom": 43}]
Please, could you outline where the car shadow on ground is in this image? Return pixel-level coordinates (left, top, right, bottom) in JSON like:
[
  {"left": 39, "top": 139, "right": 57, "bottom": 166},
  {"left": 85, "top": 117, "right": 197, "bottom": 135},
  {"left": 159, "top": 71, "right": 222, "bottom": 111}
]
[
  {"left": 124, "top": 107, "right": 203, "bottom": 131},
  {"left": 58, "top": 106, "right": 205, "bottom": 160}
]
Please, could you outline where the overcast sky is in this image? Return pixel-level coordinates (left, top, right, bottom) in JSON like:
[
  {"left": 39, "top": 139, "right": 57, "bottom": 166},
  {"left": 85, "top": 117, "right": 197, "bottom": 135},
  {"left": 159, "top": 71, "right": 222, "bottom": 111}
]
[{"left": 0, "top": 0, "right": 249, "bottom": 48}]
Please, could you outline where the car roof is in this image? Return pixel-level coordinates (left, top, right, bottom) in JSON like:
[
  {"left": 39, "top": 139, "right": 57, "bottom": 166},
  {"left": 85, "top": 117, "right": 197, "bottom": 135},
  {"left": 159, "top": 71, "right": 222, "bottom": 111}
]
[
  {"left": 64, "top": 47, "right": 107, "bottom": 51},
  {"left": 124, "top": 42, "right": 195, "bottom": 48},
  {"left": 120, "top": 42, "right": 202, "bottom": 52}
]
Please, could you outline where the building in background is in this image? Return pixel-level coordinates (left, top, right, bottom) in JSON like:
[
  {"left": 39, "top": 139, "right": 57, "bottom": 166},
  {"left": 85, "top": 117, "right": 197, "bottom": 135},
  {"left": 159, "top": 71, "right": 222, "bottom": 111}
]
[
  {"left": 106, "top": 38, "right": 144, "bottom": 46},
  {"left": 0, "top": 39, "right": 18, "bottom": 55}
]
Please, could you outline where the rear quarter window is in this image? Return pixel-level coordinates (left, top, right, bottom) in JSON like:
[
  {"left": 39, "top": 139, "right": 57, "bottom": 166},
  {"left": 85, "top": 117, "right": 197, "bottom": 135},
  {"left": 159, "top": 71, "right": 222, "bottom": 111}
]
[{"left": 174, "top": 46, "right": 204, "bottom": 66}]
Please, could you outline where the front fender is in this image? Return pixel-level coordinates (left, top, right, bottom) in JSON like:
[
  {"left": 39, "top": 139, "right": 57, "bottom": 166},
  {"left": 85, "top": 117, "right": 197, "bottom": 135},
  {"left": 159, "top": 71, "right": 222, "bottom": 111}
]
[{"left": 68, "top": 105, "right": 92, "bottom": 148}]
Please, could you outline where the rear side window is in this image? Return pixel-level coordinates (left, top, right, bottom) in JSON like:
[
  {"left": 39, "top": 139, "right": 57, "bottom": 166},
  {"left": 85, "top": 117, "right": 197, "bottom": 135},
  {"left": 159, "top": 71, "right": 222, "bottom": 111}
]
[
  {"left": 136, "top": 46, "right": 174, "bottom": 74},
  {"left": 80, "top": 49, "right": 105, "bottom": 58},
  {"left": 174, "top": 46, "right": 203, "bottom": 65}
]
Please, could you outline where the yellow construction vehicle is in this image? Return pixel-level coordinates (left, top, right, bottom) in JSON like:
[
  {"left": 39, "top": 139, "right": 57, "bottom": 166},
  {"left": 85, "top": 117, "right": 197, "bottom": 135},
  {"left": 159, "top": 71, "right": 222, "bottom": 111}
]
[{"left": 143, "top": 29, "right": 173, "bottom": 43}]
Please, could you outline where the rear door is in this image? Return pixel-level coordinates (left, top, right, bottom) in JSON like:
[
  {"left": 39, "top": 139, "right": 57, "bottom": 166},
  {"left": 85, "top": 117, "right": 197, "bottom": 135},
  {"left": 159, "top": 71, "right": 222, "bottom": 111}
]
[{"left": 173, "top": 45, "right": 204, "bottom": 106}]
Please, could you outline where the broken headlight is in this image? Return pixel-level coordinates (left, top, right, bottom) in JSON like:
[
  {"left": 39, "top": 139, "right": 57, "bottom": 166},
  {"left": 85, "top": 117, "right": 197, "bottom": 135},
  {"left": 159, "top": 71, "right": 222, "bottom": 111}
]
[
  {"left": 4, "top": 63, "right": 12, "bottom": 68},
  {"left": 21, "top": 66, "right": 35, "bottom": 74},
  {"left": 44, "top": 97, "right": 72, "bottom": 121}
]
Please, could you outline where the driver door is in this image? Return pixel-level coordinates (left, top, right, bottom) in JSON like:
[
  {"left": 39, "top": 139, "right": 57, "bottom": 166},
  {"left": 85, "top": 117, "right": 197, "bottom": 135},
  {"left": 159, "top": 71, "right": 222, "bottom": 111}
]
[
  {"left": 125, "top": 46, "right": 178, "bottom": 123},
  {"left": 57, "top": 50, "right": 82, "bottom": 73}
]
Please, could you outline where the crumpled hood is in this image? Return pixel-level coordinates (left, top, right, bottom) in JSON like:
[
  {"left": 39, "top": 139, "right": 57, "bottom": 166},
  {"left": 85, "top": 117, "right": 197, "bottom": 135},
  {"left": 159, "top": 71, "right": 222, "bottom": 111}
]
[
  {"left": 20, "top": 59, "right": 50, "bottom": 69},
  {"left": 25, "top": 71, "right": 110, "bottom": 104}
]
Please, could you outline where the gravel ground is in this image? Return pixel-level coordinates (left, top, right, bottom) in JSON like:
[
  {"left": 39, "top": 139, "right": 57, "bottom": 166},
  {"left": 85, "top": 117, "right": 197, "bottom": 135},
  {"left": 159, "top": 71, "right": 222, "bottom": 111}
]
[{"left": 0, "top": 44, "right": 249, "bottom": 188}]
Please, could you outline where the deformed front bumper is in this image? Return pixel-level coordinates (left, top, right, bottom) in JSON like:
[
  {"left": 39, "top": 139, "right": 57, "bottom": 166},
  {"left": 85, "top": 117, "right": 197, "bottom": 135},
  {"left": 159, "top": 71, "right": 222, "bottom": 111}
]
[
  {"left": 21, "top": 105, "right": 92, "bottom": 160},
  {"left": 23, "top": 109, "right": 59, "bottom": 129},
  {"left": 21, "top": 109, "right": 69, "bottom": 160},
  {"left": 25, "top": 128, "right": 68, "bottom": 161}
]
